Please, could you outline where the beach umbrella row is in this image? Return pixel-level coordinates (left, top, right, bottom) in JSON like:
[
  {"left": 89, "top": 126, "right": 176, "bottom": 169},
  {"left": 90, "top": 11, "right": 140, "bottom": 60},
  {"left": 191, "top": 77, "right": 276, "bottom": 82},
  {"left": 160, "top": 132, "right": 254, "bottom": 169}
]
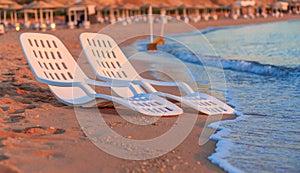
[
  {"left": 1, "top": 0, "right": 298, "bottom": 29},
  {"left": 0, "top": 0, "right": 233, "bottom": 26}
]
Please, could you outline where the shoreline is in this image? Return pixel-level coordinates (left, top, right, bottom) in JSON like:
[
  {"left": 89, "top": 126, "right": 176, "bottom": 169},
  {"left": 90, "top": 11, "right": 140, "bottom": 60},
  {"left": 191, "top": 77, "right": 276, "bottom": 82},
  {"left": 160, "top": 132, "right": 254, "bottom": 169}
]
[
  {"left": 191, "top": 14, "right": 300, "bottom": 30},
  {"left": 0, "top": 14, "right": 299, "bottom": 173}
]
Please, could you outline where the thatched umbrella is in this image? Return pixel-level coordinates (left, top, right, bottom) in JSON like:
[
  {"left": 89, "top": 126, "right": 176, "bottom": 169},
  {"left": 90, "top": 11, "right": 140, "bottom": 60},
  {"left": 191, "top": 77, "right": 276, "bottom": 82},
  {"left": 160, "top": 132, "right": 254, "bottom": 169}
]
[
  {"left": 141, "top": 2, "right": 173, "bottom": 16},
  {"left": 216, "top": 3, "right": 232, "bottom": 18},
  {"left": 5, "top": 2, "right": 22, "bottom": 25},
  {"left": 177, "top": 3, "right": 205, "bottom": 23},
  {"left": 92, "top": 0, "right": 119, "bottom": 24},
  {"left": 206, "top": 3, "right": 220, "bottom": 20},
  {"left": 177, "top": 4, "right": 191, "bottom": 23},
  {"left": 0, "top": 0, "right": 14, "bottom": 5},
  {"left": 67, "top": 0, "right": 98, "bottom": 28},
  {"left": 0, "top": 0, "right": 17, "bottom": 25},
  {"left": 119, "top": 3, "right": 140, "bottom": 18},
  {"left": 271, "top": 1, "right": 288, "bottom": 17},
  {"left": 289, "top": 1, "right": 300, "bottom": 14},
  {"left": 141, "top": 2, "right": 172, "bottom": 24},
  {"left": 23, "top": 0, "right": 59, "bottom": 26},
  {"left": 0, "top": 4, "right": 6, "bottom": 25},
  {"left": 44, "top": 1, "right": 63, "bottom": 23},
  {"left": 46, "top": 0, "right": 64, "bottom": 8},
  {"left": 102, "top": 4, "right": 119, "bottom": 23},
  {"left": 6, "top": 2, "right": 22, "bottom": 10},
  {"left": 183, "top": 3, "right": 206, "bottom": 22},
  {"left": 255, "top": 3, "right": 270, "bottom": 17},
  {"left": 120, "top": 3, "right": 140, "bottom": 10},
  {"left": 227, "top": 3, "right": 241, "bottom": 19}
]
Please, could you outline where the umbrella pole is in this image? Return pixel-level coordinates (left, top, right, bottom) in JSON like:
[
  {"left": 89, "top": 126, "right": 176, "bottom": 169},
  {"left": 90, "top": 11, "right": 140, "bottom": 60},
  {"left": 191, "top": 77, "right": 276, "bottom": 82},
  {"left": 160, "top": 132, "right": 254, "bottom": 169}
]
[
  {"left": 14, "top": 11, "right": 17, "bottom": 24},
  {"left": 50, "top": 10, "right": 53, "bottom": 24},
  {"left": 40, "top": 8, "right": 43, "bottom": 24},
  {"left": 35, "top": 10, "right": 38, "bottom": 22},
  {"left": 10, "top": 11, "right": 13, "bottom": 25},
  {"left": 160, "top": 8, "right": 166, "bottom": 36},
  {"left": 4, "top": 10, "right": 6, "bottom": 23},
  {"left": 46, "top": 10, "right": 49, "bottom": 23},
  {"left": 161, "top": 20, "right": 165, "bottom": 36},
  {"left": 24, "top": 11, "right": 29, "bottom": 28},
  {"left": 149, "top": 5, "right": 153, "bottom": 43},
  {"left": 68, "top": 9, "right": 71, "bottom": 24}
]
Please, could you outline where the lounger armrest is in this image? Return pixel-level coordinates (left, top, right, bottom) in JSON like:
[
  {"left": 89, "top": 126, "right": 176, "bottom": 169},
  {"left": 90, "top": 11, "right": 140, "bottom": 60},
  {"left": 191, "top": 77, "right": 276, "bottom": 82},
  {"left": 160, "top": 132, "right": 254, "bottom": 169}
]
[
  {"left": 38, "top": 78, "right": 98, "bottom": 98},
  {"left": 38, "top": 78, "right": 82, "bottom": 87},
  {"left": 141, "top": 79, "right": 194, "bottom": 94},
  {"left": 90, "top": 78, "right": 195, "bottom": 95},
  {"left": 85, "top": 79, "right": 132, "bottom": 87},
  {"left": 86, "top": 78, "right": 146, "bottom": 96}
]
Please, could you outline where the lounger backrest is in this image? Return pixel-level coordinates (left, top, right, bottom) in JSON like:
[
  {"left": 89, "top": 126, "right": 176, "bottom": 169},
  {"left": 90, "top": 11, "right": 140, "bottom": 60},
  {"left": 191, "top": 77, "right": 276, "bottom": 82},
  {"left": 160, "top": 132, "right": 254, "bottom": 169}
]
[
  {"left": 80, "top": 33, "right": 140, "bottom": 81},
  {"left": 20, "top": 33, "right": 86, "bottom": 85}
]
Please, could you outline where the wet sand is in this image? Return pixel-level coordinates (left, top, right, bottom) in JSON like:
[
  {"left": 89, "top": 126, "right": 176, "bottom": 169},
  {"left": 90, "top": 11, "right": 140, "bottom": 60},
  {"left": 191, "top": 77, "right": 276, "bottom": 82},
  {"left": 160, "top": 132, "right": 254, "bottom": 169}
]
[{"left": 0, "top": 14, "right": 299, "bottom": 173}]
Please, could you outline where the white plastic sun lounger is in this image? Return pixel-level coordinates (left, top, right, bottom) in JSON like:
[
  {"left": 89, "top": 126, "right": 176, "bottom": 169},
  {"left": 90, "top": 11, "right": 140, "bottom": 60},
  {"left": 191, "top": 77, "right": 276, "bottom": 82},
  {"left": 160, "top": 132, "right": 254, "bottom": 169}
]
[
  {"left": 80, "top": 33, "right": 235, "bottom": 115},
  {"left": 19, "top": 33, "right": 183, "bottom": 116}
]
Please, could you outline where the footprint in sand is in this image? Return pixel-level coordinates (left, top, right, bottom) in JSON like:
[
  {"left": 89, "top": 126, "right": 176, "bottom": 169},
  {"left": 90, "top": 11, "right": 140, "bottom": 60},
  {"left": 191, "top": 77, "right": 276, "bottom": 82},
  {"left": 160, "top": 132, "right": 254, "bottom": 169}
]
[
  {"left": 12, "top": 126, "right": 65, "bottom": 136},
  {"left": 0, "top": 164, "right": 19, "bottom": 173},
  {"left": 1, "top": 71, "right": 16, "bottom": 83},
  {"left": 0, "top": 138, "right": 6, "bottom": 148},
  {"left": 10, "top": 109, "right": 25, "bottom": 114},
  {"left": 27, "top": 150, "right": 65, "bottom": 160},
  {"left": 0, "top": 107, "right": 9, "bottom": 111},
  {"left": 4, "top": 115, "right": 25, "bottom": 123},
  {"left": 0, "top": 154, "right": 9, "bottom": 161},
  {"left": 1, "top": 80, "right": 66, "bottom": 109}
]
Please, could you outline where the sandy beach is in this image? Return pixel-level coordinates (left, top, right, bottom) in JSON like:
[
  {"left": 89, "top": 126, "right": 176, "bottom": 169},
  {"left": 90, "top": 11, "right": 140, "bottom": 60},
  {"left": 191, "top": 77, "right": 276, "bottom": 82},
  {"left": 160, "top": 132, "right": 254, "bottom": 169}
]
[{"left": 1, "top": 14, "right": 299, "bottom": 173}]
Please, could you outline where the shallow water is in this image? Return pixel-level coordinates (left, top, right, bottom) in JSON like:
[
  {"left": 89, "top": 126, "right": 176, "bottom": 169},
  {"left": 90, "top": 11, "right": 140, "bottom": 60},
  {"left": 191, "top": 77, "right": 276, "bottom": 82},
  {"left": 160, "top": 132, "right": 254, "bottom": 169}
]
[{"left": 134, "top": 20, "right": 300, "bottom": 173}]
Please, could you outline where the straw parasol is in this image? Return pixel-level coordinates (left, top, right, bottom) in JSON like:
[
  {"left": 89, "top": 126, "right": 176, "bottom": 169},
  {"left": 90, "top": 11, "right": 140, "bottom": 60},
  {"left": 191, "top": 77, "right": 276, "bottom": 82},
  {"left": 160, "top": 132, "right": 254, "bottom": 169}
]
[
  {"left": 141, "top": 2, "right": 170, "bottom": 10},
  {"left": 120, "top": 3, "right": 140, "bottom": 10},
  {"left": 118, "top": 3, "right": 140, "bottom": 20},
  {"left": 140, "top": 2, "right": 171, "bottom": 18},
  {"left": 23, "top": 0, "right": 61, "bottom": 25},
  {"left": 0, "top": 4, "right": 6, "bottom": 8},
  {"left": 0, "top": 0, "right": 22, "bottom": 25},
  {"left": 45, "top": 0, "right": 64, "bottom": 9},
  {"left": 24, "top": 1, "right": 59, "bottom": 9},
  {"left": 6, "top": 2, "right": 23, "bottom": 10},
  {"left": 102, "top": 4, "right": 119, "bottom": 11},
  {"left": 0, "top": 0, "right": 14, "bottom": 5},
  {"left": 67, "top": 0, "right": 99, "bottom": 28}
]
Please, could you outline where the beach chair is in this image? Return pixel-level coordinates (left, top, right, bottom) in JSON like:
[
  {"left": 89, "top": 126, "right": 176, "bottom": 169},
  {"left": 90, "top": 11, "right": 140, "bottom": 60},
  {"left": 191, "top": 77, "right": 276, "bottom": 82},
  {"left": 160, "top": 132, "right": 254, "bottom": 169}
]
[
  {"left": 79, "top": 33, "right": 235, "bottom": 115},
  {"left": 19, "top": 33, "right": 183, "bottom": 116}
]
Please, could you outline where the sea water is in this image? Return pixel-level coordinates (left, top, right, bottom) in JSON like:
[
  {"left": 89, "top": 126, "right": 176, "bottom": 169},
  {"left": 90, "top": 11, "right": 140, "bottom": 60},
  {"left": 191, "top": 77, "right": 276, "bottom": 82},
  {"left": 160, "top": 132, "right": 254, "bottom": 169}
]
[{"left": 134, "top": 20, "right": 300, "bottom": 173}]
